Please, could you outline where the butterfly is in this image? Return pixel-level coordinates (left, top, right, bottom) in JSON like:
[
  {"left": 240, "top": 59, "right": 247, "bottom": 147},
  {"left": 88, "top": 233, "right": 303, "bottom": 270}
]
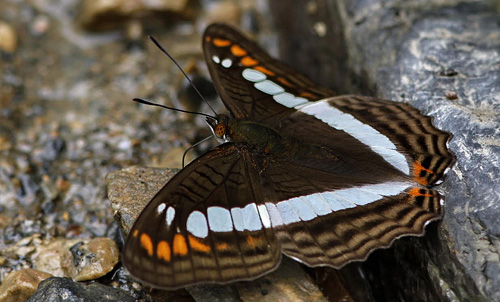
[{"left": 123, "top": 23, "right": 454, "bottom": 289}]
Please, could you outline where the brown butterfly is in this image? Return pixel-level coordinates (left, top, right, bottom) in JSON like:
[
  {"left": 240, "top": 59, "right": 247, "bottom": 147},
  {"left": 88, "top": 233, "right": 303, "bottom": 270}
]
[{"left": 123, "top": 23, "right": 454, "bottom": 289}]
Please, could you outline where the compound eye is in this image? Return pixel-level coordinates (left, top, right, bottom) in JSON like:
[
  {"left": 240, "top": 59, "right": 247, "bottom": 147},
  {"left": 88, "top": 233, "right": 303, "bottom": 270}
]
[{"left": 215, "top": 124, "right": 226, "bottom": 138}]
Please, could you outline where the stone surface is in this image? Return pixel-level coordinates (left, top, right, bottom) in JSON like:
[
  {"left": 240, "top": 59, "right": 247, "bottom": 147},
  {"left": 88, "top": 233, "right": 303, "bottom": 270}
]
[
  {"left": 79, "top": 0, "right": 194, "bottom": 31},
  {"left": 271, "top": 1, "right": 500, "bottom": 301},
  {"left": 26, "top": 277, "right": 135, "bottom": 302},
  {"left": 0, "top": 269, "right": 53, "bottom": 302},
  {"left": 32, "top": 238, "right": 84, "bottom": 278},
  {"left": 68, "top": 237, "right": 120, "bottom": 281},
  {"left": 0, "top": 21, "right": 16, "bottom": 53},
  {"left": 106, "top": 166, "right": 179, "bottom": 235},
  {"left": 27, "top": 237, "right": 118, "bottom": 281}
]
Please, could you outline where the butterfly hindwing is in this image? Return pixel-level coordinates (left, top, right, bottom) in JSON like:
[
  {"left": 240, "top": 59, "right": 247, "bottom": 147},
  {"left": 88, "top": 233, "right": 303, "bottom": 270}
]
[
  {"left": 123, "top": 144, "right": 281, "bottom": 289},
  {"left": 254, "top": 156, "right": 443, "bottom": 267}
]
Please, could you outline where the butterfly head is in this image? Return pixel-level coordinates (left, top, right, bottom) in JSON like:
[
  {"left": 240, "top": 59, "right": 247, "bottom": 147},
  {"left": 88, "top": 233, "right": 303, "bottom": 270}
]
[{"left": 207, "top": 115, "right": 231, "bottom": 143}]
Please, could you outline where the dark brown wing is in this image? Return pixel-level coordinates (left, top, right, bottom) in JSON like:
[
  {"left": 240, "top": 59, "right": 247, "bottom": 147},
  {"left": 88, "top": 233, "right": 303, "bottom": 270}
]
[
  {"left": 255, "top": 155, "right": 443, "bottom": 267},
  {"left": 203, "top": 23, "right": 333, "bottom": 121},
  {"left": 275, "top": 96, "right": 454, "bottom": 187},
  {"left": 123, "top": 144, "right": 281, "bottom": 289}
]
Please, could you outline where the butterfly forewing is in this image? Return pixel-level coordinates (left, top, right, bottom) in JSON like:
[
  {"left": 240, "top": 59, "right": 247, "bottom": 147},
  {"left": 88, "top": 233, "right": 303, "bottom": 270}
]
[
  {"left": 124, "top": 23, "right": 454, "bottom": 289},
  {"left": 203, "top": 23, "right": 334, "bottom": 122}
]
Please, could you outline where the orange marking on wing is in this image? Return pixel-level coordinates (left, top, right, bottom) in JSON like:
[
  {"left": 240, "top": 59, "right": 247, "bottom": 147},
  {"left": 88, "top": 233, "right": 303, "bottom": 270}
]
[
  {"left": 414, "top": 161, "right": 435, "bottom": 174},
  {"left": 254, "top": 66, "right": 275, "bottom": 76},
  {"left": 416, "top": 177, "right": 428, "bottom": 186},
  {"left": 246, "top": 235, "right": 262, "bottom": 248},
  {"left": 213, "top": 38, "right": 231, "bottom": 47},
  {"left": 230, "top": 44, "right": 247, "bottom": 56},
  {"left": 188, "top": 235, "right": 211, "bottom": 253},
  {"left": 132, "top": 229, "right": 139, "bottom": 237},
  {"left": 241, "top": 56, "right": 258, "bottom": 66},
  {"left": 173, "top": 234, "right": 188, "bottom": 256},
  {"left": 413, "top": 162, "right": 435, "bottom": 185},
  {"left": 216, "top": 242, "right": 229, "bottom": 251},
  {"left": 276, "top": 77, "right": 293, "bottom": 87},
  {"left": 140, "top": 233, "right": 154, "bottom": 256},
  {"left": 205, "top": 36, "right": 211, "bottom": 42},
  {"left": 409, "top": 187, "right": 434, "bottom": 197},
  {"left": 299, "top": 92, "right": 316, "bottom": 99},
  {"left": 157, "top": 240, "right": 171, "bottom": 262}
]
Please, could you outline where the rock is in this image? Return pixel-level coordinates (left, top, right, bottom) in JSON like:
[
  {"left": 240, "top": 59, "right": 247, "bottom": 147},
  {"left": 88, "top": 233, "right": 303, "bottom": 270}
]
[
  {"left": 0, "top": 269, "right": 53, "bottom": 302},
  {"left": 234, "top": 257, "right": 328, "bottom": 302},
  {"left": 29, "top": 237, "right": 119, "bottom": 281},
  {"left": 271, "top": 1, "right": 500, "bottom": 301},
  {"left": 0, "top": 21, "right": 17, "bottom": 53},
  {"left": 67, "top": 237, "right": 120, "bottom": 281},
  {"left": 32, "top": 238, "right": 82, "bottom": 278},
  {"left": 203, "top": 1, "right": 242, "bottom": 26},
  {"left": 106, "top": 165, "right": 179, "bottom": 235},
  {"left": 26, "top": 277, "right": 135, "bottom": 302},
  {"left": 79, "top": 0, "right": 194, "bottom": 31}
]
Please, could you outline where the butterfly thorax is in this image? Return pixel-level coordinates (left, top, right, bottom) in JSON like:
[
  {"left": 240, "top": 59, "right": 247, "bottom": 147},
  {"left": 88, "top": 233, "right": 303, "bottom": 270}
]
[{"left": 210, "top": 116, "right": 333, "bottom": 162}]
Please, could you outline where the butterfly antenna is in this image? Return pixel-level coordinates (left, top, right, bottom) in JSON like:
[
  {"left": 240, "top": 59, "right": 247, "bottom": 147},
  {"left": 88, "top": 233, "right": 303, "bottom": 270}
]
[
  {"left": 182, "top": 135, "right": 213, "bottom": 168},
  {"left": 133, "top": 98, "right": 216, "bottom": 119},
  {"left": 149, "top": 36, "right": 219, "bottom": 117}
]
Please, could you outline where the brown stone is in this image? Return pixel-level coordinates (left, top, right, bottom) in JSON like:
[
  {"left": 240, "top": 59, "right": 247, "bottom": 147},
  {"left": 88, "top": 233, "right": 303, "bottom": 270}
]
[{"left": 0, "top": 269, "right": 52, "bottom": 302}]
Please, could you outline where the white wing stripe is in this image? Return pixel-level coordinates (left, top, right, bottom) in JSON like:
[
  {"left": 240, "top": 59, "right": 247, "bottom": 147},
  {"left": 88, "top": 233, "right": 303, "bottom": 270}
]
[
  {"left": 242, "top": 68, "right": 266, "bottom": 82},
  {"left": 186, "top": 211, "right": 209, "bottom": 238},
  {"left": 303, "top": 193, "right": 333, "bottom": 216},
  {"left": 207, "top": 206, "right": 233, "bottom": 232},
  {"left": 263, "top": 182, "right": 411, "bottom": 226},
  {"left": 254, "top": 80, "right": 285, "bottom": 95},
  {"left": 300, "top": 101, "right": 410, "bottom": 175},
  {"left": 288, "top": 197, "right": 317, "bottom": 221}
]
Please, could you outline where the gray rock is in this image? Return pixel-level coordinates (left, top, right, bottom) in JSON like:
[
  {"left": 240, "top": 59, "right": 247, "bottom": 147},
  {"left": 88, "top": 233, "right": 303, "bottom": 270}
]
[
  {"left": 27, "top": 277, "right": 135, "bottom": 302},
  {"left": 271, "top": 1, "right": 500, "bottom": 301}
]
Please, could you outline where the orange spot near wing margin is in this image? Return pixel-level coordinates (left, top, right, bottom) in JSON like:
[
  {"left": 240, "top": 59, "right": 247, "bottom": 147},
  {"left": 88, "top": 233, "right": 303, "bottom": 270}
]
[
  {"left": 140, "top": 233, "right": 154, "bottom": 256},
  {"left": 246, "top": 235, "right": 262, "bottom": 248},
  {"left": 213, "top": 38, "right": 231, "bottom": 47},
  {"left": 188, "top": 235, "right": 211, "bottom": 253},
  {"left": 230, "top": 44, "right": 247, "bottom": 56},
  {"left": 173, "top": 234, "right": 188, "bottom": 256},
  {"left": 254, "top": 66, "right": 275, "bottom": 76},
  {"left": 157, "top": 241, "right": 171, "bottom": 262},
  {"left": 409, "top": 187, "right": 434, "bottom": 197},
  {"left": 216, "top": 242, "right": 229, "bottom": 251},
  {"left": 241, "top": 56, "right": 258, "bottom": 66},
  {"left": 413, "top": 161, "right": 435, "bottom": 186}
]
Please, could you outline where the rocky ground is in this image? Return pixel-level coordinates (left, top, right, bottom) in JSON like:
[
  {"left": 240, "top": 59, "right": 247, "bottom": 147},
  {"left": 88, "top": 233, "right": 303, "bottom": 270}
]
[{"left": 0, "top": 0, "right": 499, "bottom": 301}]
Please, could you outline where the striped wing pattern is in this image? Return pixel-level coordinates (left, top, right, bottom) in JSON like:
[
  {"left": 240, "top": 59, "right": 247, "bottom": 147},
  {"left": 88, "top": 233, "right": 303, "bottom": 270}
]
[
  {"left": 124, "top": 144, "right": 281, "bottom": 288},
  {"left": 202, "top": 24, "right": 334, "bottom": 121},
  {"left": 123, "top": 23, "right": 454, "bottom": 289}
]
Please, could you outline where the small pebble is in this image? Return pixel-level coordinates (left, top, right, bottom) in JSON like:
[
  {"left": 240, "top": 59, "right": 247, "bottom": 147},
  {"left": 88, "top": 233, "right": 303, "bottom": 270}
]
[{"left": 0, "top": 21, "right": 17, "bottom": 53}]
